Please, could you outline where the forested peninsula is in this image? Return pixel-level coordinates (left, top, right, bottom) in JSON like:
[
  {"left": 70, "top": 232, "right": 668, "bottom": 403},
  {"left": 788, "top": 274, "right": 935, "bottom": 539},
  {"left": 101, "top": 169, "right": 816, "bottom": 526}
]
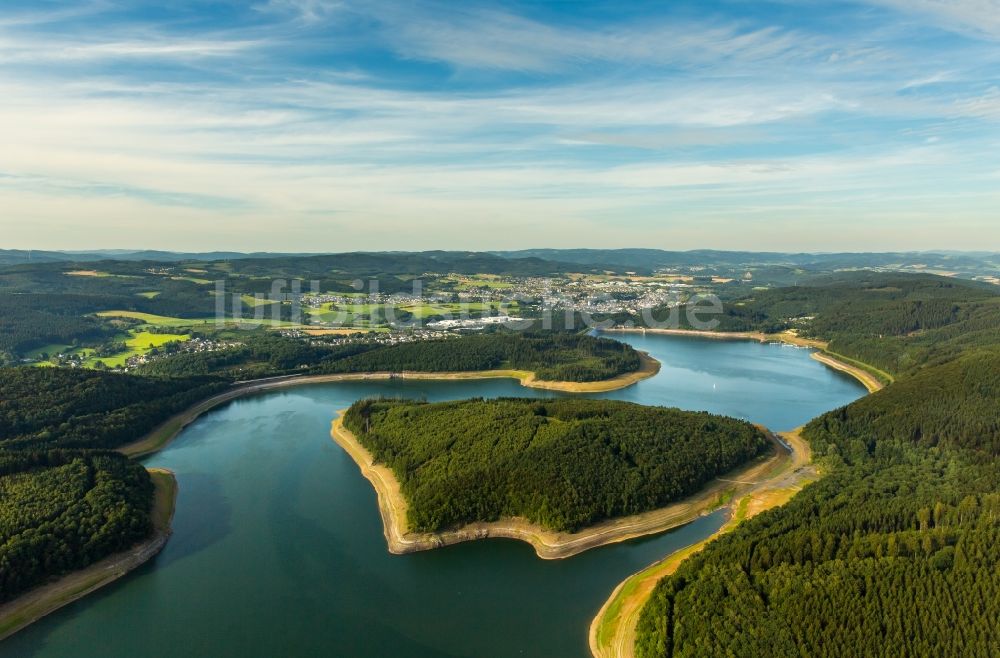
[
  {"left": 139, "top": 331, "right": 648, "bottom": 384},
  {"left": 341, "top": 398, "right": 771, "bottom": 540}
]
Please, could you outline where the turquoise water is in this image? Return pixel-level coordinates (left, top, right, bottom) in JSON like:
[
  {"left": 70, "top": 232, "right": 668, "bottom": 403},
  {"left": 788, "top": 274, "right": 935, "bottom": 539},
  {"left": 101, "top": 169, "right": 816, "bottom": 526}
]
[{"left": 3, "top": 334, "right": 865, "bottom": 657}]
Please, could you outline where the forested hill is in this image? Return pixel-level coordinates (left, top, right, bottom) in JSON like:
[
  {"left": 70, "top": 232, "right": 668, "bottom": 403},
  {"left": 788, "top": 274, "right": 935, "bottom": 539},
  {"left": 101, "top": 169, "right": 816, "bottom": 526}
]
[
  {"left": 138, "top": 331, "right": 643, "bottom": 383},
  {"left": 0, "top": 451, "right": 154, "bottom": 602},
  {"left": 638, "top": 272, "right": 1000, "bottom": 376},
  {"left": 344, "top": 398, "right": 770, "bottom": 533},
  {"left": 634, "top": 281, "right": 1000, "bottom": 657},
  {"left": 0, "top": 368, "right": 227, "bottom": 450},
  {"left": 319, "top": 333, "right": 641, "bottom": 382},
  {"left": 0, "top": 368, "right": 227, "bottom": 603}
]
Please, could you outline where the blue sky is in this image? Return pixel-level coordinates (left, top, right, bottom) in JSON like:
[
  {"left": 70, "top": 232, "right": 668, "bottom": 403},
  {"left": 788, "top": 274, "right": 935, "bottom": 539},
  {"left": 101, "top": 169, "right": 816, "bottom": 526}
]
[{"left": 1, "top": 0, "right": 998, "bottom": 252}]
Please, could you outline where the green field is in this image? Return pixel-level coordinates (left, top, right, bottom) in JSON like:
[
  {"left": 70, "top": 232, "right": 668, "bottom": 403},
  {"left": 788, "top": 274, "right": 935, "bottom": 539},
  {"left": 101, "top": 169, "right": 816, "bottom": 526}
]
[
  {"left": 26, "top": 344, "right": 95, "bottom": 364},
  {"left": 97, "top": 310, "right": 301, "bottom": 330},
  {"left": 398, "top": 301, "right": 511, "bottom": 318},
  {"left": 84, "top": 330, "right": 191, "bottom": 368},
  {"left": 23, "top": 343, "right": 74, "bottom": 359},
  {"left": 97, "top": 311, "right": 214, "bottom": 327},
  {"left": 241, "top": 294, "right": 280, "bottom": 307}
]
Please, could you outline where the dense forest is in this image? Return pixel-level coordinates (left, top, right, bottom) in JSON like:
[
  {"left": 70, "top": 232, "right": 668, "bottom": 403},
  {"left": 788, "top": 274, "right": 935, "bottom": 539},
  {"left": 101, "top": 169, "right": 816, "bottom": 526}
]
[
  {"left": 320, "top": 332, "right": 641, "bottom": 382},
  {"left": 0, "top": 368, "right": 227, "bottom": 450},
  {"left": 634, "top": 278, "right": 1000, "bottom": 657},
  {"left": 344, "top": 398, "right": 769, "bottom": 533},
  {"left": 0, "top": 368, "right": 228, "bottom": 603},
  {"left": 637, "top": 273, "right": 1000, "bottom": 376},
  {"left": 0, "top": 294, "right": 118, "bottom": 358},
  {"left": 0, "top": 450, "right": 154, "bottom": 602},
  {"left": 138, "top": 332, "right": 643, "bottom": 383}
]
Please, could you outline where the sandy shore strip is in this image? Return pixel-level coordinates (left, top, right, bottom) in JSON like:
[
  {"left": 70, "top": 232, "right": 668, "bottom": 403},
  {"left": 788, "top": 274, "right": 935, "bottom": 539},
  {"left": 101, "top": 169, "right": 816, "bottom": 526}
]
[
  {"left": 603, "top": 326, "right": 827, "bottom": 348},
  {"left": 119, "top": 353, "right": 661, "bottom": 459},
  {"left": 809, "top": 352, "right": 884, "bottom": 393},
  {"left": 589, "top": 429, "right": 816, "bottom": 658},
  {"left": 603, "top": 327, "right": 887, "bottom": 392},
  {"left": 330, "top": 414, "right": 792, "bottom": 560},
  {"left": 0, "top": 468, "right": 178, "bottom": 641}
]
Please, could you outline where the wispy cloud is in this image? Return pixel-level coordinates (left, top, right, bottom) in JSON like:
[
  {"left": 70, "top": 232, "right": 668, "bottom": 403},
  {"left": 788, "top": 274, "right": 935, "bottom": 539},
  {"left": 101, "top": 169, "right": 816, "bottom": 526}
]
[
  {"left": 0, "top": 0, "right": 997, "bottom": 251},
  {"left": 255, "top": 0, "right": 345, "bottom": 25},
  {"left": 371, "top": 5, "right": 820, "bottom": 73},
  {"left": 868, "top": 0, "right": 1000, "bottom": 40}
]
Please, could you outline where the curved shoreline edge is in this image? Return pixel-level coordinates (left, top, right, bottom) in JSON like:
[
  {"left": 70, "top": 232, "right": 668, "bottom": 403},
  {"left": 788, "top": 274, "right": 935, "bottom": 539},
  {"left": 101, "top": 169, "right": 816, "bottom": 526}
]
[
  {"left": 0, "top": 468, "right": 178, "bottom": 642},
  {"left": 587, "top": 334, "right": 888, "bottom": 658},
  {"left": 119, "top": 351, "right": 661, "bottom": 459},
  {"left": 330, "top": 414, "right": 793, "bottom": 560},
  {"left": 589, "top": 430, "right": 817, "bottom": 658},
  {"left": 602, "top": 327, "right": 886, "bottom": 393}
]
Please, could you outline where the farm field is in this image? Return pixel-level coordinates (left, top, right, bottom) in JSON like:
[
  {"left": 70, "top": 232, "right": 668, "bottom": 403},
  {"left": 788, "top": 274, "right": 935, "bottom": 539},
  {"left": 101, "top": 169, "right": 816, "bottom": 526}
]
[
  {"left": 96, "top": 311, "right": 215, "bottom": 327},
  {"left": 84, "top": 330, "right": 191, "bottom": 368}
]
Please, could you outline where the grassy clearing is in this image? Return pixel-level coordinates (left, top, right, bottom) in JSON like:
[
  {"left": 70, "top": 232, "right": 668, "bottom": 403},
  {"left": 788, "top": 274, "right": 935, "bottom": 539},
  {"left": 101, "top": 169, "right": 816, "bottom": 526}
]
[
  {"left": 147, "top": 469, "right": 178, "bottom": 532},
  {"left": 84, "top": 330, "right": 190, "bottom": 368},
  {"left": 90, "top": 311, "right": 302, "bottom": 329},
  {"left": 97, "top": 310, "right": 214, "bottom": 327},
  {"left": 136, "top": 291, "right": 160, "bottom": 299},
  {"left": 240, "top": 294, "right": 279, "bottom": 307},
  {"left": 23, "top": 343, "right": 73, "bottom": 359},
  {"left": 397, "top": 301, "right": 507, "bottom": 318},
  {"left": 822, "top": 349, "right": 895, "bottom": 385},
  {"left": 170, "top": 276, "right": 212, "bottom": 285}
]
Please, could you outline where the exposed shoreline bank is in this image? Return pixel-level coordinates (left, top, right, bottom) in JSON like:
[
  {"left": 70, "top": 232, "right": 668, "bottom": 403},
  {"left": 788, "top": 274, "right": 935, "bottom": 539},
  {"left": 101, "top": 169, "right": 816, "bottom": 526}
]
[
  {"left": 330, "top": 415, "right": 792, "bottom": 560},
  {"left": 602, "top": 327, "right": 885, "bottom": 393},
  {"left": 0, "top": 468, "right": 178, "bottom": 641},
  {"left": 589, "top": 429, "right": 817, "bottom": 658},
  {"left": 120, "top": 352, "right": 660, "bottom": 459},
  {"left": 588, "top": 334, "right": 889, "bottom": 657}
]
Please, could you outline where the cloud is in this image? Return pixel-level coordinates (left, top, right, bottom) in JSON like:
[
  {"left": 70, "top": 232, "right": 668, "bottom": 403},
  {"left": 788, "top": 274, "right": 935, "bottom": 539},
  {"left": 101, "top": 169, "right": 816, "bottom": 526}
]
[
  {"left": 0, "top": 1, "right": 998, "bottom": 251},
  {"left": 868, "top": 0, "right": 1000, "bottom": 40},
  {"left": 255, "top": 0, "right": 344, "bottom": 25},
  {"left": 373, "top": 5, "right": 819, "bottom": 72},
  {"left": 0, "top": 37, "right": 261, "bottom": 63}
]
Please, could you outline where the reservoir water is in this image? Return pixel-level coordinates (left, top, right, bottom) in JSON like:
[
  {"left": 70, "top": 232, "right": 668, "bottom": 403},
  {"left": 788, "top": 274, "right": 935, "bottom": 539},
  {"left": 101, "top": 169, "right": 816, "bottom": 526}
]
[{"left": 3, "top": 334, "right": 866, "bottom": 657}]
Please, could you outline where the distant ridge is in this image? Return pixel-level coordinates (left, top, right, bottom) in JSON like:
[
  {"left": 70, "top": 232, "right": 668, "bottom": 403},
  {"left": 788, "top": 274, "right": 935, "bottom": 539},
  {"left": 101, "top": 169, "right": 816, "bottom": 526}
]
[
  {"left": 0, "top": 249, "right": 321, "bottom": 266},
  {"left": 1, "top": 248, "right": 997, "bottom": 280}
]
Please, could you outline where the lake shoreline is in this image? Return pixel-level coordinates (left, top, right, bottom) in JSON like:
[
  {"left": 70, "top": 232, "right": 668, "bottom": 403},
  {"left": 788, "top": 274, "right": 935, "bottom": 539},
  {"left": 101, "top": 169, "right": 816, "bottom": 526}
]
[
  {"left": 589, "top": 429, "right": 817, "bottom": 658},
  {"left": 602, "top": 327, "right": 885, "bottom": 392},
  {"left": 0, "top": 468, "right": 178, "bottom": 642},
  {"left": 119, "top": 352, "right": 661, "bottom": 459},
  {"left": 330, "top": 415, "right": 792, "bottom": 560},
  {"left": 587, "top": 331, "right": 886, "bottom": 658}
]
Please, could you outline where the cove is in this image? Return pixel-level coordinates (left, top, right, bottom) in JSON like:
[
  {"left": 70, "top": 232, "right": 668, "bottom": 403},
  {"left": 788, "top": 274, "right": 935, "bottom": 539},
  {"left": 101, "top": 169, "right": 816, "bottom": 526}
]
[{"left": 0, "top": 334, "right": 866, "bottom": 658}]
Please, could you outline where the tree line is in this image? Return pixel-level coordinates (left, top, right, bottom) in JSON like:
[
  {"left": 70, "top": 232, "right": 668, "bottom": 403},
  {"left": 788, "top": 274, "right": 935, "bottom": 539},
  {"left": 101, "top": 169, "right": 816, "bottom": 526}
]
[
  {"left": 139, "top": 332, "right": 643, "bottom": 383},
  {"left": 0, "top": 368, "right": 229, "bottom": 602},
  {"left": 321, "top": 332, "right": 642, "bottom": 382},
  {"left": 0, "top": 450, "right": 154, "bottom": 602},
  {"left": 634, "top": 276, "right": 1000, "bottom": 658},
  {"left": 344, "top": 397, "right": 769, "bottom": 533}
]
